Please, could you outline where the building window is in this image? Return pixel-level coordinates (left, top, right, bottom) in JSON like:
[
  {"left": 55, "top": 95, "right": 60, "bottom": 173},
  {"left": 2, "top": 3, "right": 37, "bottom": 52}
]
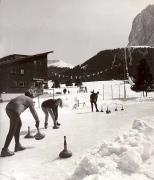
[
  {"left": 10, "top": 68, "right": 16, "bottom": 74},
  {"left": 38, "top": 61, "right": 41, "bottom": 65},
  {"left": 11, "top": 81, "right": 17, "bottom": 87},
  {"left": 19, "top": 81, "right": 25, "bottom": 87},
  {"left": 31, "top": 82, "right": 35, "bottom": 87},
  {"left": 34, "top": 60, "right": 41, "bottom": 65},
  {"left": 20, "top": 69, "right": 24, "bottom": 75}
]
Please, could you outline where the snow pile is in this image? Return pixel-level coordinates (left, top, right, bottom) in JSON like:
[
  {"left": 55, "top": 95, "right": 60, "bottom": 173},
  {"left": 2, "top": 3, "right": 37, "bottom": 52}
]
[
  {"left": 67, "top": 118, "right": 154, "bottom": 180},
  {"left": 118, "top": 149, "right": 142, "bottom": 172}
]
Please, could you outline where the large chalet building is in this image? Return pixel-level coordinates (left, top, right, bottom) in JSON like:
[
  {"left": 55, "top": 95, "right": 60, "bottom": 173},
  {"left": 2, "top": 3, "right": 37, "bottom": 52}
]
[{"left": 0, "top": 51, "right": 53, "bottom": 95}]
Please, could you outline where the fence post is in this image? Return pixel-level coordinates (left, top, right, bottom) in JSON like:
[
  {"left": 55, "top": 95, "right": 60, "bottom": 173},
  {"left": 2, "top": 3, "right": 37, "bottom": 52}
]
[
  {"left": 103, "top": 84, "right": 104, "bottom": 100},
  {"left": 119, "top": 84, "right": 121, "bottom": 99},
  {"left": 124, "top": 81, "right": 126, "bottom": 99},
  {"left": 77, "top": 99, "right": 79, "bottom": 107},
  {"left": 111, "top": 84, "right": 113, "bottom": 99}
]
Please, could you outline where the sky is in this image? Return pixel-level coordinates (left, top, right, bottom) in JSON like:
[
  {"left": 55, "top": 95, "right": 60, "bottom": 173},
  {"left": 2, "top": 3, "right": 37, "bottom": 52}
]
[{"left": 0, "top": 0, "right": 153, "bottom": 66}]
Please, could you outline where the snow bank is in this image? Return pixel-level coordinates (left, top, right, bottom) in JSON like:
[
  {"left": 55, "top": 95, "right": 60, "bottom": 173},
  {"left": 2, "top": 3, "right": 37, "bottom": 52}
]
[{"left": 67, "top": 118, "right": 154, "bottom": 180}]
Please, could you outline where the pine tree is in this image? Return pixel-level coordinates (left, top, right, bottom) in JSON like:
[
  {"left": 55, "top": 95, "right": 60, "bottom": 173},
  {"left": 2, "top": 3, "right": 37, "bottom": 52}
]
[
  {"left": 75, "top": 78, "right": 82, "bottom": 86},
  {"left": 52, "top": 79, "right": 60, "bottom": 88},
  {"left": 135, "top": 59, "right": 153, "bottom": 96}
]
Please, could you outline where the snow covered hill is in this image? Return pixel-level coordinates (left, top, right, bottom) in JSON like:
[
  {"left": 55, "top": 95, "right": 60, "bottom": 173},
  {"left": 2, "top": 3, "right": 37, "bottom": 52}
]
[
  {"left": 65, "top": 47, "right": 154, "bottom": 82},
  {"left": 48, "top": 60, "right": 73, "bottom": 68}
]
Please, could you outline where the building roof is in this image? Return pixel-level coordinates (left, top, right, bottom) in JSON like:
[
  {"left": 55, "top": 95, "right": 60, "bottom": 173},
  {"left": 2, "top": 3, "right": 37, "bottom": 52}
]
[{"left": 0, "top": 51, "right": 53, "bottom": 66}]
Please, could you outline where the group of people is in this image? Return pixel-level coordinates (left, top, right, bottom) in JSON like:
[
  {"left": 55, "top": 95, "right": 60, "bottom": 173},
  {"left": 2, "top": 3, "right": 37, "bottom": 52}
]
[
  {"left": 1, "top": 90, "right": 63, "bottom": 157},
  {"left": 1, "top": 89, "right": 99, "bottom": 157}
]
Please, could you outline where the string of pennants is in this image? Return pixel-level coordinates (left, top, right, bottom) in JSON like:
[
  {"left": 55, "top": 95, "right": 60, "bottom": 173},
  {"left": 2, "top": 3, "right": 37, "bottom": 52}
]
[
  {"left": 49, "top": 70, "right": 108, "bottom": 79},
  {"left": 49, "top": 63, "right": 123, "bottom": 79}
]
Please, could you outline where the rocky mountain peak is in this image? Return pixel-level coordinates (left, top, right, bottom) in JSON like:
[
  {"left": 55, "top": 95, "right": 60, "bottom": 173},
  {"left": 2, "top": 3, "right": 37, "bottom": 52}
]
[{"left": 128, "top": 4, "right": 154, "bottom": 46}]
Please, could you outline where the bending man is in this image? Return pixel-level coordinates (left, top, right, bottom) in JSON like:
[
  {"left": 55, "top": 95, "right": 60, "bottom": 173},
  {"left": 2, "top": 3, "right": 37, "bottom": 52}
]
[
  {"left": 1, "top": 90, "right": 40, "bottom": 157},
  {"left": 41, "top": 98, "right": 63, "bottom": 129}
]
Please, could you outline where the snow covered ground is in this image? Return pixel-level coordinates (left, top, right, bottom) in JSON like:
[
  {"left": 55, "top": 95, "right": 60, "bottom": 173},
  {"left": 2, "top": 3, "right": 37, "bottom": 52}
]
[{"left": 0, "top": 80, "right": 154, "bottom": 180}]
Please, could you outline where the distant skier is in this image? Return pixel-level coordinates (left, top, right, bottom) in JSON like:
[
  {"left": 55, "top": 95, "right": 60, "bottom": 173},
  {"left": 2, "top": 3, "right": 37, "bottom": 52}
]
[
  {"left": 41, "top": 98, "right": 63, "bottom": 129},
  {"left": 1, "top": 90, "right": 40, "bottom": 157},
  {"left": 90, "top": 90, "right": 99, "bottom": 112}
]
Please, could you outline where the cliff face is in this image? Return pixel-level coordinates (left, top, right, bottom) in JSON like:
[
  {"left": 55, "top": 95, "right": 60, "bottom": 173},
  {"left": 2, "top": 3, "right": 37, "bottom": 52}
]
[{"left": 128, "top": 5, "right": 154, "bottom": 46}]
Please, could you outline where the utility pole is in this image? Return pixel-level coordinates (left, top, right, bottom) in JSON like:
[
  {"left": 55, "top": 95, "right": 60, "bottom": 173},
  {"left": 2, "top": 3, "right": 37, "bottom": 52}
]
[
  {"left": 0, "top": 93, "right": 2, "bottom": 103},
  {"left": 123, "top": 48, "right": 127, "bottom": 100},
  {"left": 53, "top": 88, "right": 55, "bottom": 99}
]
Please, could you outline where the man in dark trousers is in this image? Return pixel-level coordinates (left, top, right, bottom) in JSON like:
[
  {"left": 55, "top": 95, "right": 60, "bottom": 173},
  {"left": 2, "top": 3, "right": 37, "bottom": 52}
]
[
  {"left": 90, "top": 90, "right": 99, "bottom": 112},
  {"left": 41, "top": 98, "right": 63, "bottom": 129},
  {"left": 1, "top": 90, "right": 40, "bottom": 157}
]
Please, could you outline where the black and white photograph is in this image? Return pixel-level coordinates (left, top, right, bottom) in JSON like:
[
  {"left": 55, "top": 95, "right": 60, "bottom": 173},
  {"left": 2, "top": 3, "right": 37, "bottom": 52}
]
[{"left": 0, "top": 0, "right": 154, "bottom": 180}]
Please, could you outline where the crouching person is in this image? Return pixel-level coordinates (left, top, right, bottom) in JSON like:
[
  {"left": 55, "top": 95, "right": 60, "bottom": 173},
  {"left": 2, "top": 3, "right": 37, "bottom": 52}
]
[
  {"left": 41, "top": 98, "right": 63, "bottom": 129},
  {"left": 1, "top": 90, "right": 40, "bottom": 157}
]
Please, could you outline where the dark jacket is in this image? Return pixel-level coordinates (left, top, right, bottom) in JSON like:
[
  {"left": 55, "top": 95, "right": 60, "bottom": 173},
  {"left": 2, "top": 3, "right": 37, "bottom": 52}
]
[{"left": 90, "top": 93, "right": 98, "bottom": 102}]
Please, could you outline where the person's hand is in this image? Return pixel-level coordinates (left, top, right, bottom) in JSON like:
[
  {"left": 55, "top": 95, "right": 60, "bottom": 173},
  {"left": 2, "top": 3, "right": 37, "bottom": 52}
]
[{"left": 35, "top": 121, "right": 40, "bottom": 129}]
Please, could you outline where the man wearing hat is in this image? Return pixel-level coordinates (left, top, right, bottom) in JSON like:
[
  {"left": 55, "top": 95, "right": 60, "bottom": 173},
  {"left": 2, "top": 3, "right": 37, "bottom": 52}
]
[{"left": 1, "top": 90, "right": 40, "bottom": 157}]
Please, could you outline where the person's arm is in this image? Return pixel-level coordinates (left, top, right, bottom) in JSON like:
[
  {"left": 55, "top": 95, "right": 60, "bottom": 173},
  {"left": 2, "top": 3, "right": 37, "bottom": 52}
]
[
  {"left": 29, "top": 102, "right": 40, "bottom": 129},
  {"left": 54, "top": 107, "right": 58, "bottom": 121}
]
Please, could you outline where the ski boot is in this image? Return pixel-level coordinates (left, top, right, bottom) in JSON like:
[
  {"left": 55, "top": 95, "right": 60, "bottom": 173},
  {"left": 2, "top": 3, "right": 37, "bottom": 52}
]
[
  {"left": 1, "top": 148, "right": 14, "bottom": 157},
  {"left": 15, "top": 143, "right": 26, "bottom": 152},
  {"left": 53, "top": 125, "right": 59, "bottom": 129}
]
